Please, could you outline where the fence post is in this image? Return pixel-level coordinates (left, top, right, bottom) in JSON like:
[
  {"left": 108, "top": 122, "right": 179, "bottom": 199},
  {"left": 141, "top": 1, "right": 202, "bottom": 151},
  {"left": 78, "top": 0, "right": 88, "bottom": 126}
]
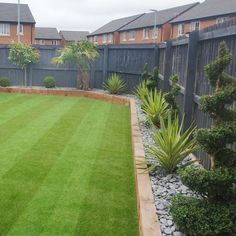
[
  {"left": 103, "top": 45, "right": 108, "bottom": 83},
  {"left": 163, "top": 40, "right": 173, "bottom": 92},
  {"left": 183, "top": 30, "right": 199, "bottom": 130}
]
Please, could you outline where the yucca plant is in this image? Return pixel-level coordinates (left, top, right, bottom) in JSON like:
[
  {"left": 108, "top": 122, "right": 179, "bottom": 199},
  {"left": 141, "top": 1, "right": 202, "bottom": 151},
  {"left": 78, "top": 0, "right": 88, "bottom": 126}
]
[
  {"left": 148, "top": 114, "right": 197, "bottom": 173},
  {"left": 104, "top": 74, "right": 126, "bottom": 94},
  {"left": 141, "top": 89, "right": 169, "bottom": 126},
  {"left": 135, "top": 80, "right": 150, "bottom": 102}
]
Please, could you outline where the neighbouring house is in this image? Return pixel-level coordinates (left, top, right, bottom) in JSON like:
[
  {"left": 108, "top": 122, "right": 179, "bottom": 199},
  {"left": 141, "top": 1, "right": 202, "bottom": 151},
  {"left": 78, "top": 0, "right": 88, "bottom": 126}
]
[
  {"left": 87, "top": 14, "right": 144, "bottom": 45},
  {"left": 118, "top": 3, "right": 199, "bottom": 45},
  {"left": 34, "top": 27, "right": 61, "bottom": 46},
  {"left": 59, "top": 30, "right": 89, "bottom": 45},
  {"left": 0, "top": 2, "right": 35, "bottom": 45},
  {"left": 171, "top": 0, "right": 236, "bottom": 39}
]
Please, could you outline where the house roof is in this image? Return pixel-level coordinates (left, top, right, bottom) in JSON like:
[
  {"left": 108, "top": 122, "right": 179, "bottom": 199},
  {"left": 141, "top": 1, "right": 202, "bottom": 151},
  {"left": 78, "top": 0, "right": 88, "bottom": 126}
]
[
  {"left": 35, "top": 27, "right": 61, "bottom": 40},
  {"left": 60, "top": 31, "right": 89, "bottom": 41},
  {"left": 119, "top": 3, "right": 199, "bottom": 31},
  {"left": 89, "top": 14, "right": 144, "bottom": 36},
  {"left": 171, "top": 0, "right": 236, "bottom": 23},
  {"left": 0, "top": 2, "right": 35, "bottom": 23}
]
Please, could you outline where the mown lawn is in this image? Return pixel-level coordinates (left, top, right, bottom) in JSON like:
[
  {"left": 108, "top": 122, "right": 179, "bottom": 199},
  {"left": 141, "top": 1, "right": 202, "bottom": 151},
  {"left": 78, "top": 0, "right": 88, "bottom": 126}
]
[{"left": 0, "top": 93, "right": 138, "bottom": 236}]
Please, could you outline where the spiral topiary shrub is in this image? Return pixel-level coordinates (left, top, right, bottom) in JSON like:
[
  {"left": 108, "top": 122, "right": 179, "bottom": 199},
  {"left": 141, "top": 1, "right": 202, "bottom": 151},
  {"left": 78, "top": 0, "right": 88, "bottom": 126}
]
[
  {"left": 171, "top": 42, "right": 236, "bottom": 236},
  {"left": 0, "top": 76, "right": 10, "bottom": 87},
  {"left": 43, "top": 76, "right": 56, "bottom": 88}
]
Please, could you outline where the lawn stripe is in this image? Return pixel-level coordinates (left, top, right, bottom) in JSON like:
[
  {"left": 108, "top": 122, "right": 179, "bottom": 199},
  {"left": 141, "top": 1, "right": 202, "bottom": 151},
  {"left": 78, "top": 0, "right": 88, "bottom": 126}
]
[
  {"left": 0, "top": 97, "right": 83, "bottom": 178},
  {"left": 0, "top": 98, "right": 94, "bottom": 235},
  {"left": 7, "top": 101, "right": 112, "bottom": 236},
  {"left": 0, "top": 95, "right": 65, "bottom": 145},
  {"left": 74, "top": 105, "right": 138, "bottom": 236}
]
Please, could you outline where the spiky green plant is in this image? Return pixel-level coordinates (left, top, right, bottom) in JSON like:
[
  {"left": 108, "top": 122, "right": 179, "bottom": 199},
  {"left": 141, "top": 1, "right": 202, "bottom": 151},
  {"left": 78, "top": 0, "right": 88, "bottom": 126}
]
[
  {"left": 141, "top": 89, "right": 169, "bottom": 126},
  {"left": 148, "top": 114, "right": 197, "bottom": 173},
  {"left": 135, "top": 80, "right": 149, "bottom": 102},
  {"left": 104, "top": 74, "right": 126, "bottom": 94}
]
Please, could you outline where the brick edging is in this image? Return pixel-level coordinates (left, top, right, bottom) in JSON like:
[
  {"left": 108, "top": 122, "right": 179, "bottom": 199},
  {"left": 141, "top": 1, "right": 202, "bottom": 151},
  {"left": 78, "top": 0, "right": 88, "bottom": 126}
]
[
  {"left": 0, "top": 87, "right": 130, "bottom": 106},
  {"left": 130, "top": 99, "right": 161, "bottom": 236}
]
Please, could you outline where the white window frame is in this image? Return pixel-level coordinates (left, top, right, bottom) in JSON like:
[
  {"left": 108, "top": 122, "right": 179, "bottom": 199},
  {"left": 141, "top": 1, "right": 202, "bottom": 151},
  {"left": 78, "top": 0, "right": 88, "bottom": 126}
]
[
  {"left": 190, "top": 21, "right": 200, "bottom": 31},
  {"left": 0, "top": 23, "right": 10, "bottom": 36},
  {"left": 129, "top": 30, "right": 135, "bottom": 40},
  {"left": 108, "top": 33, "right": 113, "bottom": 43},
  {"left": 52, "top": 40, "right": 58, "bottom": 45},
  {"left": 18, "top": 24, "right": 24, "bottom": 35},
  {"left": 102, "top": 34, "right": 107, "bottom": 43},
  {"left": 122, "top": 32, "right": 127, "bottom": 41},
  {"left": 39, "top": 39, "right": 45, "bottom": 45},
  {"left": 178, "top": 23, "right": 184, "bottom": 36},
  {"left": 143, "top": 28, "right": 149, "bottom": 39},
  {"left": 216, "top": 17, "right": 229, "bottom": 24},
  {"left": 152, "top": 28, "right": 158, "bottom": 39}
]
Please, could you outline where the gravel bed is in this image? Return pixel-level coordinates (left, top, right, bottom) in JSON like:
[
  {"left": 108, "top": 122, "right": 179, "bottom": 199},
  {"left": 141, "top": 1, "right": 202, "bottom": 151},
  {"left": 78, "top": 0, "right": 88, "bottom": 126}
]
[{"left": 135, "top": 99, "right": 199, "bottom": 236}]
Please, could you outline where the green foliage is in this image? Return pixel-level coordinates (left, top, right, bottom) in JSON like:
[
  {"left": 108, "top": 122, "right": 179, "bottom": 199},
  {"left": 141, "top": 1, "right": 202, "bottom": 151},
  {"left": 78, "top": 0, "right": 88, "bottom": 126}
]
[
  {"left": 0, "top": 76, "right": 10, "bottom": 87},
  {"left": 104, "top": 74, "right": 126, "bottom": 94},
  {"left": 171, "top": 42, "right": 236, "bottom": 235},
  {"left": 171, "top": 195, "right": 236, "bottom": 236},
  {"left": 135, "top": 80, "right": 149, "bottom": 102},
  {"left": 43, "top": 76, "right": 56, "bottom": 88},
  {"left": 8, "top": 43, "right": 39, "bottom": 70},
  {"left": 140, "top": 63, "right": 159, "bottom": 90},
  {"left": 141, "top": 89, "right": 169, "bottom": 126},
  {"left": 52, "top": 41, "right": 99, "bottom": 90},
  {"left": 164, "top": 74, "right": 180, "bottom": 117},
  {"left": 149, "top": 114, "right": 197, "bottom": 173}
]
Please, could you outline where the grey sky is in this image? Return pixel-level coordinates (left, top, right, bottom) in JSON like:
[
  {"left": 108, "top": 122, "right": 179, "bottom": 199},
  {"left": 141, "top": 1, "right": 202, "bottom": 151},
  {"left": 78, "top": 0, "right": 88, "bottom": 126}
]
[{"left": 3, "top": 0, "right": 204, "bottom": 32}]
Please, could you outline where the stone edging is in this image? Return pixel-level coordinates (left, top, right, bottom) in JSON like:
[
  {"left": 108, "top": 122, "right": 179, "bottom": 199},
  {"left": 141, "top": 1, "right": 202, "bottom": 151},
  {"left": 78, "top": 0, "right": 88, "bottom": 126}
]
[
  {"left": 0, "top": 87, "right": 161, "bottom": 236},
  {"left": 130, "top": 99, "right": 161, "bottom": 236}
]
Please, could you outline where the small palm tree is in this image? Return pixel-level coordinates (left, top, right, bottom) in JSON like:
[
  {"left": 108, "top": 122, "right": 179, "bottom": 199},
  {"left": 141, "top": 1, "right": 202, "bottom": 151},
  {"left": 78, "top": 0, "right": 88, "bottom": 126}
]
[{"left": 52, "top": 41, "right": 99, "bottom": 90}]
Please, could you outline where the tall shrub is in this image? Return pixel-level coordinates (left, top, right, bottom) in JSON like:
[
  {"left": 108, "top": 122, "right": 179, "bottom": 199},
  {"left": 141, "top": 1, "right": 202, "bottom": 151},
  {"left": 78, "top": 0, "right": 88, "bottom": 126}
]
[
  {"left": 9, "top": 43, "right": 39, "bottom": 87},
  {"left": 171, "top": 42, "right": 236, "bottom": 236},
  {"left": 140, "top": 63, "right": 159, "bottom": 90}
]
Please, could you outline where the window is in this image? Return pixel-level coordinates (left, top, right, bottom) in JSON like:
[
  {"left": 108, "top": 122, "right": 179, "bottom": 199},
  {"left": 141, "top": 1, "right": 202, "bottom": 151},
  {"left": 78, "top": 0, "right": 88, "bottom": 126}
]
[
  {"left": 143, "top": 28, "right": 149, "bottom": 39},
  {"left": 178, "top": 23, "right": 184, "bottom": 36},
  {"left": 129, "top": 30, "right": 135, "bottom": 40},
  {"left": 122, "top": 32, "right": 127, "bottom": 41},
  {"left": 152, "top": 28, "right": 158, "bottom": 39},
  {"left": 102, "top": 34, "right": 107, "bottom": 43},
  {"left": 94, "top": 36, "right": 98, "bottom": 44},
  {"left": 0, "top": 23, "right": 10, "bottom": 36},
  {"left": 39, "top": 39, "right": 45, "bottom": 45},
  {"left": 18, "top": 24, "right": 24, "bottom": 35},
  {"left": 108, "top": 33, "right": 113, "bottom": 43},
  {"left": 190, "top": 21, "right": 200, "bottom": 31},
  {"left": 52, "top": 40, "right": 58, "bottom": 45},
  {"left": 216, "top": 17, "right": 229, "bottom": 24}
]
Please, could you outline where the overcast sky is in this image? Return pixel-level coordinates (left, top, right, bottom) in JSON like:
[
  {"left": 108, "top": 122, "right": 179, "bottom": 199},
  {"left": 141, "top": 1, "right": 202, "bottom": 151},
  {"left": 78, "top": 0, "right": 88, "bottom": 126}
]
[{"left": 4, "top": 0, "right": 204, "bottom": 32}]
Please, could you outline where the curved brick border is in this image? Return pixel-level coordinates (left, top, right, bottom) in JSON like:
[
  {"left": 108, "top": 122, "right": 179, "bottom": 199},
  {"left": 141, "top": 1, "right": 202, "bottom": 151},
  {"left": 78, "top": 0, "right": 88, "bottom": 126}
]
[{"left": 0, "top": 87, "right": 161, "bottom": 236}]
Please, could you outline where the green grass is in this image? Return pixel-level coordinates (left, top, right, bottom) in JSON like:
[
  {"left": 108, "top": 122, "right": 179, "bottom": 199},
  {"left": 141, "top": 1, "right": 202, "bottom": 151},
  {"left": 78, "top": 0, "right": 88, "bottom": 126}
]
[{"left": 0, "top": 93, "right": 138, "bottom": 236}]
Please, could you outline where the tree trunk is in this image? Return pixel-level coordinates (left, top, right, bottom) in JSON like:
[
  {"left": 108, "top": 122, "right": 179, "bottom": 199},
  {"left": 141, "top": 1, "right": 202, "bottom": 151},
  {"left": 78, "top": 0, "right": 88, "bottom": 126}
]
[
  {"left": 78, "top": 68, "right": 89, "bottom": 90},
  {"left": 24, "top": 67, "right": 27, "bottom": 87}
]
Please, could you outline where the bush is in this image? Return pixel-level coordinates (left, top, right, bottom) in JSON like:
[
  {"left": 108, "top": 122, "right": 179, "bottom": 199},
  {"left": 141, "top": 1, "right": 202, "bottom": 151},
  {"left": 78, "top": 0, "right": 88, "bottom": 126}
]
[
  {"left": 140, "top": 63, "right": 159, "bottom": 90},
  {"left": 171, "top": 42, "right": 236, "bottom": 235},
  {"left": 141, "top": 89, "right": 169, "bottom": 127},
  {"left": 171, "top": 195, "right": 236, "bottom": 236},
  {"left": 148, "top": 114, "right": 197, "bottom": 173},
  {"left": 104, "top": 74, "right": 126, "bottom": 94},
  {"left": 0, "top": 77, "right": 10, "bottom": 87},
  {"left": 43, "top": 76, "right": 56, "bottom": 88}
]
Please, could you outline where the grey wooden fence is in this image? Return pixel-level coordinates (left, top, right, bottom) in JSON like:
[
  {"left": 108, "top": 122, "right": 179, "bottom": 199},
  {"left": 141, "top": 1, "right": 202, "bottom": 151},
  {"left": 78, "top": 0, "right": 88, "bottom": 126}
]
[
  {"left": 90, "top": 19, "right": 236, "bottom": 167},
  {"left": 0, "top": 45, "right": 77, "bottom": 88}
]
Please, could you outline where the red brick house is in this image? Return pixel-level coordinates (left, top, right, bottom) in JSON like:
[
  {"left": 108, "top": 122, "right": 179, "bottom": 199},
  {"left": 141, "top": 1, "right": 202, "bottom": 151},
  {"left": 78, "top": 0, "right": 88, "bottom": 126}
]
[
  {"left": 171, "top": 0, "right": 236, "bottom": 39},
  {"left": 60, "top": 31, "right": 89, "bottom": 46},
  {"left": 0, "top": 2, "right": 35, "bottom": 45},
  {"left": 118, "top": 3, "right": 199, "bottom": 44},
  {"left": 34, "top": 27, "right": 61, "bottom": 46},
  {"left": 87, "top": 14, "right": 144, "bottom": 45}
]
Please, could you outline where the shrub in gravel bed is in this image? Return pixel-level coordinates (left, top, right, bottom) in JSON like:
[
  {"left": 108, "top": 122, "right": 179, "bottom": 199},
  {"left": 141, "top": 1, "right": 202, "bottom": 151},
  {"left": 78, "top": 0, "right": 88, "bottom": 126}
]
[
  {"left": 104, "top": 74, "right": 126, "bottom": 94},
  {"left": 171, "top": 42, "right": 236, "bottom": 235}
]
